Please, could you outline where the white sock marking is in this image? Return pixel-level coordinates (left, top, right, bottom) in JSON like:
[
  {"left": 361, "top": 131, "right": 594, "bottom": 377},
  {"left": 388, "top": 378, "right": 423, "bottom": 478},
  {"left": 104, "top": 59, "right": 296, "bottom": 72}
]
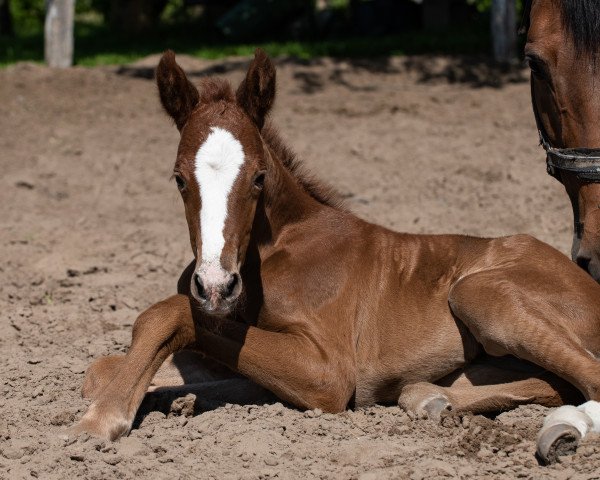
[
  {"left": 542, "top": 405, "right": 593, "bottom": 437},
  {"left": 541, "top": 400, "right": 600, "bottom": 439},
  {"left": 578, "top": 400, "right": 600, "bottom": 433},
  {"left": 194, "top": 127, "right": 245, "bottom": 269}
]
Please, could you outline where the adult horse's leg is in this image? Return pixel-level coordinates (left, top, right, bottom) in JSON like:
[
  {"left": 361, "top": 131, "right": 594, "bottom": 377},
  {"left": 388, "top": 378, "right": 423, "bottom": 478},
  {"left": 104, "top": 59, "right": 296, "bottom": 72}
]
[
  {"left": 447, "top": 257, "right": 600, "bottom": 463},
  {"left": 74, "top": 294, "right": 196, "bottom": 440}
]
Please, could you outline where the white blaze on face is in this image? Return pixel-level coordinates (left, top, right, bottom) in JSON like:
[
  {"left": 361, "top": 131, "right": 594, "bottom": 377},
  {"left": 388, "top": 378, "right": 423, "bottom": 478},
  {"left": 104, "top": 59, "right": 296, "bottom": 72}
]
[{"left": 194, "top": 127, "right": 245, "bottom": 268}]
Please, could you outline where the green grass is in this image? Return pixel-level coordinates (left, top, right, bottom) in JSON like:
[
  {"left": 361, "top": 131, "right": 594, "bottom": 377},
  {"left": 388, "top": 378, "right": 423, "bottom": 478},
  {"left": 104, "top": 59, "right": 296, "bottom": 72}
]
[{"left": 0, "top": 21, "right": 492, "bottom": 68}]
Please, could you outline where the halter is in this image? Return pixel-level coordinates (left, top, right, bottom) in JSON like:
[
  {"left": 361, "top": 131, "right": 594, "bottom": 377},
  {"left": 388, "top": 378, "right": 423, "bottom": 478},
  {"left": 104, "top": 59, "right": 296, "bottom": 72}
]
[
  {"left": 531, "top": 80, "right": 600, "bottom": 181},
  {"left": 531, "top": 79, "right": 600, "bottom": 241}
]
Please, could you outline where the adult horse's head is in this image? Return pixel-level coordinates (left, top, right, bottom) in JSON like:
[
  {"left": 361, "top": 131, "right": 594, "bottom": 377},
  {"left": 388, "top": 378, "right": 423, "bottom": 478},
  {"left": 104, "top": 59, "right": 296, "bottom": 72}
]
[
  {"left": 525, "top": 0, "right": 600, "bottom": 280},
  {"left": 156, "top": 49, "right": 275, "bottom": 314}
]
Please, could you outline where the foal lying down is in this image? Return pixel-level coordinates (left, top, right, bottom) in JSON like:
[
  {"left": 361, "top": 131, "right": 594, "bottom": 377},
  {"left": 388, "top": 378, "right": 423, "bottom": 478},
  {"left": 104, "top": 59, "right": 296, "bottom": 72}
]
[{"left": 75, "top": 50, "right": 600, "bottom": 464}]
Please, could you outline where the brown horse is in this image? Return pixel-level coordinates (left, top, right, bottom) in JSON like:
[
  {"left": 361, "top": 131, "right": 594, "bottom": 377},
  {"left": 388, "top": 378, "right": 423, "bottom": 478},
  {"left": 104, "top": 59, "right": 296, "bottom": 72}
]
[
  {"left": 525, "top": 0, "right": 600, "bottom": 281},
  {"left": 74, "top": 49, "right": 600, "bottom": 464}
]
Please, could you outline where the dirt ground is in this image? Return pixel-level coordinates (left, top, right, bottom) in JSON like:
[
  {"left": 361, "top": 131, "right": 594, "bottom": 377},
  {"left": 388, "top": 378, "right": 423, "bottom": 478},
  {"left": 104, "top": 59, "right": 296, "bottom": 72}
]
[{"left": 2, "top": 53, "right": 600, "bottom": 479}]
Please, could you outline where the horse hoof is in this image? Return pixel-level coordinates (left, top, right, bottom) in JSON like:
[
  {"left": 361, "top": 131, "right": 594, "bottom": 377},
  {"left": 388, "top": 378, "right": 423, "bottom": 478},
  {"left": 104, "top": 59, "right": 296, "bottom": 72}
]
[
  {"left": 71, "top": 403, "right": 133, "bottom": 441},
  {"left": 398, "top": 385, "right": 452, "bottom": 422},
  {"left": 537, "top": 423, "right": 581, "bottom": 465},
  {"left": 70, "top": 416, "right": 131, "bottom": 441},
  {"left": 421, "top": 394, "right": 451, "bottom": 421}
]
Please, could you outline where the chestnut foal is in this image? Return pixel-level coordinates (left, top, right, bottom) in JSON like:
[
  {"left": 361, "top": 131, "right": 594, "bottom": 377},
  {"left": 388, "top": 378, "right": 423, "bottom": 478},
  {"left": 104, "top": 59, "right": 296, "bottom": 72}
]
[{"left": 75, "top": 50, "right": 600, "bottom": 464}]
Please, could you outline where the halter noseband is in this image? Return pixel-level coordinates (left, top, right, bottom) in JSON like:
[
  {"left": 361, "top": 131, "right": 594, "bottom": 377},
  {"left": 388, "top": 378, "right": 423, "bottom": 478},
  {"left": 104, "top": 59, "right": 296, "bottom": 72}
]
[{"left": 544, "top": 144, "right": 600, "bottom": 181}]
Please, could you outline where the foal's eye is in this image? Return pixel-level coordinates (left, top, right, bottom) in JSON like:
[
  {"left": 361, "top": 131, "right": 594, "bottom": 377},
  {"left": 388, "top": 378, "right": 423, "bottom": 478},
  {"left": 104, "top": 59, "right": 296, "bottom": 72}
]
[
  {"left": 253, "top": 171, "right": 266, "bottom": 190},
  {"left": 174, "top": 174, "right": 186, "bottom": 192}
]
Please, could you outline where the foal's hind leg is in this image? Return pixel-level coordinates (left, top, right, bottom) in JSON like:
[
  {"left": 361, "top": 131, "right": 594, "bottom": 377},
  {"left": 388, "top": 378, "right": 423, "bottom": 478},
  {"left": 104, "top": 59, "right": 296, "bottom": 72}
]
[
  {"left": 399, "top": 362, "right": 587, "bottom": 464},
  {"left": 448, "top": 266, "right": 600, "bottom": 462},
  {"left": 448, "top": 269, "right": 600, "bottom": 402},
  {"left": 398, "top": 363, "right": 577, "bottom": 421}
]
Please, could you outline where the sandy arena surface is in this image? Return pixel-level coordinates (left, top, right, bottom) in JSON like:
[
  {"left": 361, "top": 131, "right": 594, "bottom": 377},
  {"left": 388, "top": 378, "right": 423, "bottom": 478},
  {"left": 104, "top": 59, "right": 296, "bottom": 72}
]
[{"left": 2, "top": 54, "right": 600, "bottom": 479}]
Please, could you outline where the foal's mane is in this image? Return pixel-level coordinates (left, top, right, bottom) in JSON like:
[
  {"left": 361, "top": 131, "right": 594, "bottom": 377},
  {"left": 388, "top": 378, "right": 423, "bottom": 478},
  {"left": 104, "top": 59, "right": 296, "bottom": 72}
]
[
  {"left": 198, "top": 77, "right": 345, "bottom": 210},
  {"left": 522, "top": 0, "right": 600, "bottom": 60},
  {"left": 260, "top": 123, "right": 345, "bottom": 210}
]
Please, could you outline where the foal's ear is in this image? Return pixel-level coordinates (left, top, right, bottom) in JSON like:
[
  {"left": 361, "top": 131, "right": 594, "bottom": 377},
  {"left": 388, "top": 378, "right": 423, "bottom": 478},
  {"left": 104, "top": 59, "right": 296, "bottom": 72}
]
[
  {"left": 236, "top": 49, "right": 276, "bottom": 130},
  {"left": 156, "top": 50, "right": 200, "bottom": 131}
]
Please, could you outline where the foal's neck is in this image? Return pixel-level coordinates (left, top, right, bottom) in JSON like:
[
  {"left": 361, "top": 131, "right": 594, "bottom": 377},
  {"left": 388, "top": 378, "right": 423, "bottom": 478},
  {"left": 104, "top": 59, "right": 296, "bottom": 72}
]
[
  {"left": 254, "top": 144, "right": 323, "bottom": 247},
  {"left": 237, "top": 145, "right": 324, "bottom": 321}
]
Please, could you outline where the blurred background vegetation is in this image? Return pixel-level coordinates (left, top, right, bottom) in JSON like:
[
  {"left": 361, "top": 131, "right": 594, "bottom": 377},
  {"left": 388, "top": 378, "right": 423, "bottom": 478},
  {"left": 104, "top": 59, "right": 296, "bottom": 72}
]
[{"left": 0, "top": 0, "right": 524, "bottom": 66}]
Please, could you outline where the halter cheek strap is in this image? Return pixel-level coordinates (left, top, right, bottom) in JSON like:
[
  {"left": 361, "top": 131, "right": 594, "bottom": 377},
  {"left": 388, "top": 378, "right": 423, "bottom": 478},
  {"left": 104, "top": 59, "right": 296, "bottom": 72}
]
[
  {"left": 531, "top": 79, "right": 600, "bottom": 240},
  {"left": 531, "top": 79, "right": 600, "bottom": 180}
]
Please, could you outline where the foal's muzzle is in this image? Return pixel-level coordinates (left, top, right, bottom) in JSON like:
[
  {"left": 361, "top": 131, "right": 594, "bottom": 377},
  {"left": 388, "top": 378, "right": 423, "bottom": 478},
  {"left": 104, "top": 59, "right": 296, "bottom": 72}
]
[{"left": 190, "top": 264, "right": 242, "bottom": 315}]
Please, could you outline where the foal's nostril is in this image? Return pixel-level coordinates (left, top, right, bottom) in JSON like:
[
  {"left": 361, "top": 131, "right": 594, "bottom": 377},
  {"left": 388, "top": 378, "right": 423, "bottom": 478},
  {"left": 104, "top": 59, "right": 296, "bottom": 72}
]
[
  {"left": 577, "top": 256, "right": 591, "bottom": 272},
  {"left": 225, "top": 273, "right": 240, "bottom": 299},
  {"left": 194, "top": 273, "right": 207, "bottom": 299}
]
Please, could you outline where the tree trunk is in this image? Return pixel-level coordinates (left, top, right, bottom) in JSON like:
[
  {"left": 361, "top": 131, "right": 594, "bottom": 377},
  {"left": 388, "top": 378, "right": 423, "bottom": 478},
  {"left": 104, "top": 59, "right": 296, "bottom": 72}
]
[
  {"left": 491, "top": 0, "right": 517, "bottom": 64},
  {"left": 0, "top": 0, "right": 13, "bottom": 37},
  {"left": 45, "top": 0, "right": 75, "bottom": 68}
]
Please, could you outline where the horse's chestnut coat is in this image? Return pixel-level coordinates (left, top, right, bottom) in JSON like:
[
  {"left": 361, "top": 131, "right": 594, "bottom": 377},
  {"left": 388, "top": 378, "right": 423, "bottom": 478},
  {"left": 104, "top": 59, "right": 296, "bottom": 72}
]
[{"left": 75, "top": 49, "right": 600, "bottom": 466}]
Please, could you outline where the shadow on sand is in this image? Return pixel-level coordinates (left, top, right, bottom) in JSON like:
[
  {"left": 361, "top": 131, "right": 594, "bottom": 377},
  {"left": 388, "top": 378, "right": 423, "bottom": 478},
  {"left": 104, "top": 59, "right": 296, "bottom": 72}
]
[
  {"left": 115, "top": 54, "right": 528, "bottom": 95},
  {"left": 133, "top": 378, "right": 279, "bottom": 429}
]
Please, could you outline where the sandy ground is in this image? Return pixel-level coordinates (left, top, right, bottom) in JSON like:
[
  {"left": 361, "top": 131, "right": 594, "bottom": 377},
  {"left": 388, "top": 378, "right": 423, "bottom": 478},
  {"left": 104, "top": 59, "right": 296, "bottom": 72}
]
[{"left": 2, "top": 54, "right": 600, "bottom": 479}]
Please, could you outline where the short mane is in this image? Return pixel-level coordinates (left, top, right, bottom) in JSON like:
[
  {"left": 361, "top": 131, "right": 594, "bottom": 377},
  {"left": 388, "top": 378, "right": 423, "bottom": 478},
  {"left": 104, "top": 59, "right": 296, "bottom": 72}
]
[
  {"left": 522, "top": 0, "right": 600, "bottom": 60},
  {"left": 261, "top": 123, "right": 346, "bottom": 210},
  {"left": 197, "top": 77, "right": 345, "bottom": 210}
]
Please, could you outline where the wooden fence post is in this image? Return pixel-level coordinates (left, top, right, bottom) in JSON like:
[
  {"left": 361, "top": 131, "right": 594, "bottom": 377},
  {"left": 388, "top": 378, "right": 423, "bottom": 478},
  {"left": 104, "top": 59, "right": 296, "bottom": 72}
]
[
  {"left": 491, "top": 0, "right": 517, "bottom": 64},
  {"left": 45, "top": 0, "right": 75, "bottom": 68}
]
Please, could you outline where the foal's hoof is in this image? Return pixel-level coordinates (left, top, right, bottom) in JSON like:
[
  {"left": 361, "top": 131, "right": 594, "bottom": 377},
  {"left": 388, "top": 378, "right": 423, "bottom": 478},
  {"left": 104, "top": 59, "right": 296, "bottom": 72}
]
[
  {"left": 537, "top": 424, "right": 581, "bottom": 465},
  {"left": 420, "top": 394, "right": 452, "bottom": 421},
  {"left": 399, "top": 385, "right": 451, "bottom": 421},
  {"left": 70, "top": 404, "right": 132, "bottom": 441}
]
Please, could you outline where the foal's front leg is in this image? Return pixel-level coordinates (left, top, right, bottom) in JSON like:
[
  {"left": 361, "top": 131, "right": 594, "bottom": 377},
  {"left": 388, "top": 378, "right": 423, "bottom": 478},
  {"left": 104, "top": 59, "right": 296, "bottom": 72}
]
[
  {"left": 196, "top": 320, "right": 355, "bottom": 413},
  {"left": 74, "top": 295, "right": 196, "bottom": 440}
]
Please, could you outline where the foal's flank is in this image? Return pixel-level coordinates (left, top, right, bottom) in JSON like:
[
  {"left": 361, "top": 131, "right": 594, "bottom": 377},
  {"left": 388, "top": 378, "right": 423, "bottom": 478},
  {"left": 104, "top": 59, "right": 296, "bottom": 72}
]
[{"left": 75, "top": 49, "right": 600, "bottom": 464}]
